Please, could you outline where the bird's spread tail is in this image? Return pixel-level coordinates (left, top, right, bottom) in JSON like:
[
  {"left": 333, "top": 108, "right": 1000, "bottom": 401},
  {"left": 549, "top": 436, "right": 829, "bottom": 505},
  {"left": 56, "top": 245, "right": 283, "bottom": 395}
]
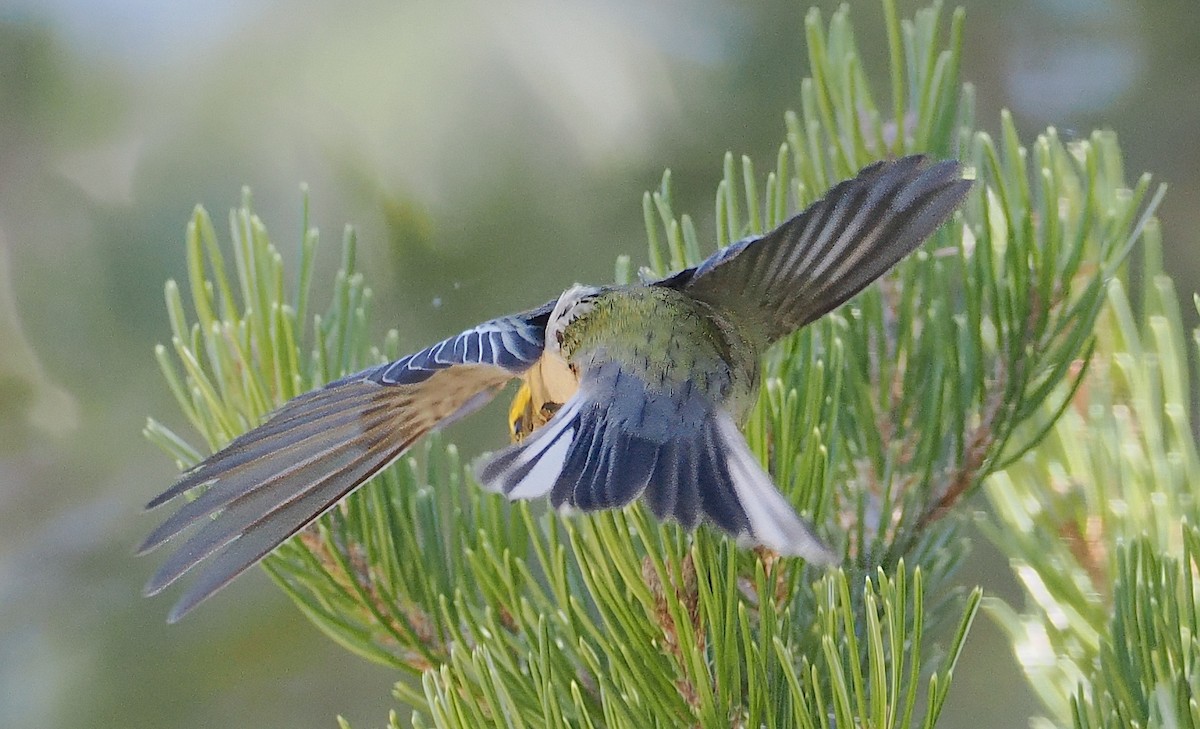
[{"left": 478, "top": 387, "right": 837, "bottom": 565}]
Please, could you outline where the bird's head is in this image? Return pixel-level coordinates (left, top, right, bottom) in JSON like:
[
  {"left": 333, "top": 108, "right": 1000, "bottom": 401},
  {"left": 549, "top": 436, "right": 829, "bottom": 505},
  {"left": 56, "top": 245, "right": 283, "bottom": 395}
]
[{"left": 546, "top": 284, "right": 605, "bottom": 357}]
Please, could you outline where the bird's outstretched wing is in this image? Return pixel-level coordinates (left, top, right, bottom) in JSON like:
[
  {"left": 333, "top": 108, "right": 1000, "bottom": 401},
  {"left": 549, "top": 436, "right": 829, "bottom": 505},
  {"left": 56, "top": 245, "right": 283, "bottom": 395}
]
[
  {"left": 140, "top": 301, "right": 554, "bottom": 622},
  {"left": 657, "top": 155, "right": 971, "bottom": 343}
]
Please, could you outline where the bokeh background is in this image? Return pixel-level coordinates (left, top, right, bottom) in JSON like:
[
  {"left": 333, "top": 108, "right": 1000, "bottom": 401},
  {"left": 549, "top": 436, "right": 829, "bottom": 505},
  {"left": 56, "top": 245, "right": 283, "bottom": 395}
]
[{"left": 1, "top": 0, "right": 1196, "bottom": 727}]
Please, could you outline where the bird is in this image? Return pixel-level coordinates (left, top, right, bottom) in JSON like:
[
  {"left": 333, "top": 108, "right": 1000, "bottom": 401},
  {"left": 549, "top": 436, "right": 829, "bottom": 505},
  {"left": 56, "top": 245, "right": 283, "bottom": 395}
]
[{"left": 140, "top": 154, "right": 971, "bottom": 622}]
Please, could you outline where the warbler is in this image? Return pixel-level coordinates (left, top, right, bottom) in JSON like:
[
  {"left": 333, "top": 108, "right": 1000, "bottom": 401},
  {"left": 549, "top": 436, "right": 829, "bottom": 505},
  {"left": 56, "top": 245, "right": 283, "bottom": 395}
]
[{"left": 141, "top": 155, "right": 970, "bottom": 621}]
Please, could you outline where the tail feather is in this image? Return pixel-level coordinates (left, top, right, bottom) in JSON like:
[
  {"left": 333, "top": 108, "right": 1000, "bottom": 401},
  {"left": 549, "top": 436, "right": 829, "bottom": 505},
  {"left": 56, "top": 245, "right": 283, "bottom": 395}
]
[
  {"left": 712, "top": 414, "right": 835, "bottom": 562},
  {"left": 691, "top": 420, "right": 750, "bottom": 536},
  {"left": 480, "top": 398, "right": 582, "bottom": 500},
  {"left": 667, "top": 439, "right": 700, "bottom": 530},
  {"left": 550, "top": 404, "right": 605, "bottom": 506},
  {"left": 642, "top": 440, "right": 682, "bottom": 523},
  {"left": 480, "top": 399, "right": 656, "bottom": 512},
  {"left": 573, "top": 426, "right": 658, "bottom": 511}
]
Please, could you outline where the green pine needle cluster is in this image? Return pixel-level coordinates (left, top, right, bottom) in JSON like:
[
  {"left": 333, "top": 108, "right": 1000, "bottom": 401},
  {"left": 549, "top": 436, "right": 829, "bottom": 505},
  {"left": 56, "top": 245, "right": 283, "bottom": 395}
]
[
  {"left": 145, "top": 1, "right": 1183, "bottom": 727},
  {"left": 985, "top": 215, "right": 1196, "bottom": 727}
]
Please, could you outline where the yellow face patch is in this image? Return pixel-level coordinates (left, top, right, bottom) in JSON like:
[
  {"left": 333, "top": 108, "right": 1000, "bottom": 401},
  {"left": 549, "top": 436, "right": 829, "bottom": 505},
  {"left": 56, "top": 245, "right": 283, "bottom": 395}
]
[
  {"left": 507, "top": 355, "right": 579, "bottom": 442},
  {"left": 507, "top": 381, "right": 535, "bottom": 442}
]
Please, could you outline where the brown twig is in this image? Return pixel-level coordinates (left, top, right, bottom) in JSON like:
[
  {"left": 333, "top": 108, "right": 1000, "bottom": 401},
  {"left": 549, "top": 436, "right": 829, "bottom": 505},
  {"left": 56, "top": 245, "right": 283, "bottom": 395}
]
[{"left": 643, "top": 554, "right": 704, "bottom": 713}]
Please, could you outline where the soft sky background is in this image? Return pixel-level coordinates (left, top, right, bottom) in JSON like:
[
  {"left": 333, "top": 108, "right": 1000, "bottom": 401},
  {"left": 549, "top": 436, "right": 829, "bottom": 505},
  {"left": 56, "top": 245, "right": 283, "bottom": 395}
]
[{"left": 1, "top": 0, "right": 1197, "bottom": 727}]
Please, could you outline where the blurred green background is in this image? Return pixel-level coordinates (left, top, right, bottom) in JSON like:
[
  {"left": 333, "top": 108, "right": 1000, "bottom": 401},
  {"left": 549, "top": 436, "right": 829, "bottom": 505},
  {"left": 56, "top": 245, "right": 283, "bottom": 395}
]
[{"left": 1, "top": 0, "right": 1196, "bottom": 727}]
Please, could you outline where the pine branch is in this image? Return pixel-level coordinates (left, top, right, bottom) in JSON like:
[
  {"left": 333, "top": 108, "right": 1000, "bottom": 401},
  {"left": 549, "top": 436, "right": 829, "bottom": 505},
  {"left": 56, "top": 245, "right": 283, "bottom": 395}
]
[
  {"left": 983, "top": 208, "right": 1193, "bottom": 728},
  {"left": 143, "top": 1, "right": 1166, "bottom": 726}
]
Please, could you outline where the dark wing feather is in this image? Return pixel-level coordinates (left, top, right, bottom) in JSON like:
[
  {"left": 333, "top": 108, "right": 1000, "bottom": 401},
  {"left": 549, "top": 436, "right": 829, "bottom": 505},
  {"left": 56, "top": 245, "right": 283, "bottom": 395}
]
[
  {"left": 142, "top": 302, "right": 553, "bottom": 621},
  {"left": 352, "top": 301, "right": 553, "bottom": 386},
  {"left": 657, "top": 155, "right": 971, "bottom": 342}
]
